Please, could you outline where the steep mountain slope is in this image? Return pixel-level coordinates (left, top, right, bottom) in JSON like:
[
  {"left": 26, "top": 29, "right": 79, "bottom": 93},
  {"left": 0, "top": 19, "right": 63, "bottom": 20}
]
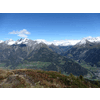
[
  {"left": 0, "top": 40, "right": 47, "bottom": 68},
  {"left": 20, "top": 46, "right": 88, "bottom": 76},
  {"left": 0, "top": 69, "right": 99, "bottom": 88},
  {"left": 0, "top": 39, "right": 88, "bottom": 76},
  {"left": 64, "top": 39, "right": 100, "bottom": 67}
]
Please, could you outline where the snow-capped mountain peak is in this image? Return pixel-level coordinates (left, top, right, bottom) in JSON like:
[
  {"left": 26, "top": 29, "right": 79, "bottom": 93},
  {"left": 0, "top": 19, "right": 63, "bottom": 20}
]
[
  {"left": 16, "top": 38, "right": 29, "bottom": 44},
  {"left": 83, "top": 36, "right": 100, "bottom": 42},
  {"left": 76, "top": 36, "right": 100, "bottom": 45},
  {"left": 4, "top": 39, "right": 16, "bottom": 45},
  {"left": 77, "top": 38, "right": 87, "bottom": 45},
  {"left": 2, "top": 38, "right": 30, "bottom": 45}
]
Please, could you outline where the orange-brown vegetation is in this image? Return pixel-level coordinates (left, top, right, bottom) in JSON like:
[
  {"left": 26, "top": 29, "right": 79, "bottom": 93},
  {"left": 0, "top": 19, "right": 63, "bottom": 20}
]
[{"left": 0, "top": 69, "right": 99, "bottom": 88}]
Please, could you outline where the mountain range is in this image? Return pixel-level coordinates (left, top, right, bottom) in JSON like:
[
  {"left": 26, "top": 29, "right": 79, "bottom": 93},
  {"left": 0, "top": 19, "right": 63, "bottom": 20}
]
[
  {"left": 0, "top": 36, "right": 100, "bottom": 88},
  {"left": 1, "top": 36, "right": 100, "bottom": 78},
  {"left": 64, "top": 39, "right": 100, "bottom": 67},
  {"left": 0, "top": 38, "right": 88, "bottom": 76},
  {"left": 1, "top": 36, "right": 100, "bottom": 46}
]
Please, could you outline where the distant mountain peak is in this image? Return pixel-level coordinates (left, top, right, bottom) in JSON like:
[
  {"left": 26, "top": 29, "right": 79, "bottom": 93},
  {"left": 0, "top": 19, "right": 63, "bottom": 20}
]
[
  {"left": 5, "top": 39, "right": 14, "bottom": 41},
  {"left": 83, "top": 36, "right": 100, "bottom": 42},
  {"left": 0, "top": 40, "right": 3, "bottom": 43},
  {"left": 16, "top": 38, "right": 29, "bottom": 44},
  {"left": 4, "top": 39, "right": 15, "bottom": 45},
  {"left": 17, "top": 38, "right": 23, "bottom": 41},
  {"left": 17, "top": 38, "right": 29, "bottom": 41},
  {"left": 76, "top": 36, "right": 100, "bottom": 46},
  {"left": 76, "top": 38, "right": 88, "bottom": 45}
]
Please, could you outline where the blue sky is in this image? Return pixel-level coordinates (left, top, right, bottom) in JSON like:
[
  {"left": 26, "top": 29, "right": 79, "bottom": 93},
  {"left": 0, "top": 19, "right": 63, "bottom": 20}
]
[{"left": 1, "top": 13, "right": 100, "bottom": 41}]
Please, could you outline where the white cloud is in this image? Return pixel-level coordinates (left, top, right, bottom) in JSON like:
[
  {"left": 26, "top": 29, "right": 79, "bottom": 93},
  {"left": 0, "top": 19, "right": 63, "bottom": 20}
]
[
  {"left": 18, "top": 34, "right": 28, "bottom": 38},
  {"left": 36, "top": 39, "right": 81, "bottom": 46},
  {"left": 51, "top": 39, "right": 80, "bottom": 46},
  {"left": 9, "top": 29, "right": 30, "bottom": 38},
  {"left": 19, "top": 29, "right": 30, "bottom": 34}
]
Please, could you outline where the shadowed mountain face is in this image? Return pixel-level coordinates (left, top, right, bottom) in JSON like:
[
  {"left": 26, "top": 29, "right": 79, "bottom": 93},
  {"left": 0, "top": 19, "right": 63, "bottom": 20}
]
[
  {"left": 63, "top": 41, "right": 100, "bottom": 67},
  {"left": 12, "top": 43, "right": 27, "bottom": 47},
  {"left": 24, "top": 47, "right": 88, "bottom": 76},
  {"left": 48, "top": 44, "right": 72, "bottom": 55},
  {"left": 0, "top": 42, "right": 47, "bottom": 68},
  {"left": 0, "top": 42, "right": 88, "bottom": 76}
]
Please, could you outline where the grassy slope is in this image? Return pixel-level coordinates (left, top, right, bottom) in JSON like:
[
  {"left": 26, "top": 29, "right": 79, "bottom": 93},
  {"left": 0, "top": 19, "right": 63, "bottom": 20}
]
[{"left": 0, "top": 69, "right": 99, "bottom": 88}]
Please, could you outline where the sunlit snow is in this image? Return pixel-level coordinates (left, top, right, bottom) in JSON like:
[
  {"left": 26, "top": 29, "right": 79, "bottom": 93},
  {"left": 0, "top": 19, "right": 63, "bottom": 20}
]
[{"left": 1, "top": 36, "right": 100, "bottom": 46}]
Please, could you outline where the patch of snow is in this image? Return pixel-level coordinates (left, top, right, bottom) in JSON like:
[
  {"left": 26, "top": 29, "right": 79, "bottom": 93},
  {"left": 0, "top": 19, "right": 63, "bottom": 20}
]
[
  {"left": 0, "top": 40, "right": 4, "bottom": 43},
  {"left": 4, "top": 39, "right": 16, "bottom": 45}
]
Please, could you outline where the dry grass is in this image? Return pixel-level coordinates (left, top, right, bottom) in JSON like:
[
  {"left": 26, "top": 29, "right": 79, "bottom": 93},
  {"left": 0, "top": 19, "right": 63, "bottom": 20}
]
[{"left": 0, "top": 69, "right": 99, "bottom": 88}]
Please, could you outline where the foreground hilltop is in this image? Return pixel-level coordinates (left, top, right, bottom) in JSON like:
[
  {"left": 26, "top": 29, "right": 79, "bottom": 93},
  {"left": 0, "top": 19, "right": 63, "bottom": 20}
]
[{"left": 0, "top": 69, "right": 99, "bottom": 88}]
